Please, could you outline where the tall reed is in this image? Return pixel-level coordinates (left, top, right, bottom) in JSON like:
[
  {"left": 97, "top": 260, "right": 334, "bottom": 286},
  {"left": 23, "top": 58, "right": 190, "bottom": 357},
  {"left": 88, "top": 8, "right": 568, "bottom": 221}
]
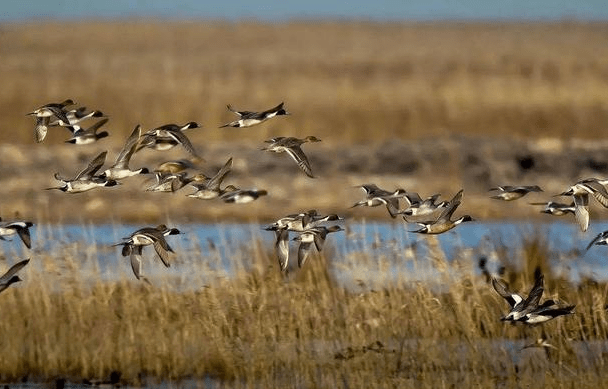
[{"left": 0, "top": 225, "right": 604, "bottom": 387}]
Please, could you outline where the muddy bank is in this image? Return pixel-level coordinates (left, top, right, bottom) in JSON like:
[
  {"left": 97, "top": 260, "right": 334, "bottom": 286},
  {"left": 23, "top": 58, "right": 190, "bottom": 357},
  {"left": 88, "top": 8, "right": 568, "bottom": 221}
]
[{"left": 0, "top": 135, "right": 605, "bottom": 224}]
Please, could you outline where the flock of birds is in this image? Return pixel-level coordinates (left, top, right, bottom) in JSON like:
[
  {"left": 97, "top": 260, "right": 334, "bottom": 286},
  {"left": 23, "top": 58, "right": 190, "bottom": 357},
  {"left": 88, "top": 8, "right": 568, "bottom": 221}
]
[{"left": 2, "top": 98, "right": 608, "bottom": 333}]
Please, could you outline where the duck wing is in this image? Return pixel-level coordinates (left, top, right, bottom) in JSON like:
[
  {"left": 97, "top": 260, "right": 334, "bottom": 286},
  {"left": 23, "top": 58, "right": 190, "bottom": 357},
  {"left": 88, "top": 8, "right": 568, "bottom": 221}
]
[
  {"left": 274, "top": 228, "right": 290, "bottom": 272},
  {"left": 113, "top": 125, "right": 141, "bottom": 169},
  {"left": 15, "top": 225, "right": 32, "bottom": 249},
  {"left": 227, "top": 104, "right": 254, "bottom": 117},
  {"left": 586, "top": 230, "right": 608, "bottom": 251},
  {"left": 491, "top": 278, "right": 523, "bottom": 309},
  {"left": 519, "top": 274, "right": 544, "bottom": 314},
  {"left": 297, "top": 241, "right": 314, "bottom": 268},
  {"left": 0, "top": 259, "right": 29, "bottom": 284},
  {"left": 165, "top": 129, "right": 200, "bottom": 158},
  {"left": 262, "top": 102, "right": 285, "bottom": 115},
  {"left": 129, "top": 245, "right": 144, "bottom": 279},
  {"left": 284, "top": 145, "right": 314, "bottom": 178},
  {"left": 573, "top": 193, "right": 590, "bottom": 232},
  {"left": 75, "top": 151, "right": 107, "bottom": 180},
  {"left": 436, "top": 189, "right": 464, "bottom": 222},
  {"left": 35, "top": 116, "right": 50, "bottom": 143},
  {"left": 206, "top": 157, "right": 233, "bottom": 190}
]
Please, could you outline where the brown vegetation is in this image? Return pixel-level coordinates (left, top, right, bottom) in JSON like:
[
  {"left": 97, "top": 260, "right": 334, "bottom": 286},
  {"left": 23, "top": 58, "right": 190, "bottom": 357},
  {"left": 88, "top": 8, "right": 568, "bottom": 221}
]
[
  {"left": 2, "top": 21, "right": 608, "bottom": 146},
  {"left": 2, "top": 22, "right": 608, "bottom": 222},
  {"left": 0, "top": 231, "right": 605, "bottom": 387}
]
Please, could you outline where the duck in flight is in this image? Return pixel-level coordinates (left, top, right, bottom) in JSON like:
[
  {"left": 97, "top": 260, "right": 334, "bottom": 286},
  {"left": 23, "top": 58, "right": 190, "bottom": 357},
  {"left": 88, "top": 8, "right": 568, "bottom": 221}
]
[
  {"left": 492, "top": 272, "right": 575, "bottom": 325},
  {"left": 351, "top": 184, "right": 405, "bottom": 218},
  {"left": 136, "top": 122, "right": 202, "bottom": 159},
  {"left": 411, "top": 189, "right": 473, "bottom": 234},
  {"left": 220, "top": 102, "right": 289, "bottom": 128},
  {"left": 28, "top": 99, "right": 75, "bottom": 143},
  {"left": 113, "top": 224, "right": 181, "bottom": 282},
  {"left": 101, "top": 125, "right": 149, "bottom": 180},
  {"left": 262, "top": 136, "right": 321, "bottom": 178},
  {"left": 489, "top": 185, "right": 543, "bottom": 201},
  {"left": 65, "top": 117, "right": 110, "bottom": 145},
  {"left": 0, "top": 259, "right": 30, "bottom": 295},
  {"left": 558, "top": 178, "right": 608, "bottom": 232},
  {"left": 0, "top": 220, "right": 34, "bottom": 249},
  {"left": 46, "top": 151, "right": 118, "bottom": 193}
]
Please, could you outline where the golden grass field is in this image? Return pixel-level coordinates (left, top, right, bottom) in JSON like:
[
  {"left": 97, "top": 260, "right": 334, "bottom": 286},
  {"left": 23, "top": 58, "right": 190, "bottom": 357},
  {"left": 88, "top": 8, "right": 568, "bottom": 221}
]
[
  {"left": 2, "top": 21, "right": 608, "bottom": 145},
  {"left": 0, "top": 226, "right": 606, "bottom": 388},
  {"left": 1, "top": 21, "right": 608, "bottom": 222},
  {"left": 2, "top": 21, "right": 608, "bottom": 387}
]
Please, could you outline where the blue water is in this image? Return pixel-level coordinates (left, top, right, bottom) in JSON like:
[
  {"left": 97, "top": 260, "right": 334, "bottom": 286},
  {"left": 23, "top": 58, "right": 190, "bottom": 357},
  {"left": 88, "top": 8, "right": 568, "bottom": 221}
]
[
  {"left": 2, "top": 220, "right": 607, "bottom": 287},
  {"left": 2, "top": 0, "right": 607, "bottom": 22}
]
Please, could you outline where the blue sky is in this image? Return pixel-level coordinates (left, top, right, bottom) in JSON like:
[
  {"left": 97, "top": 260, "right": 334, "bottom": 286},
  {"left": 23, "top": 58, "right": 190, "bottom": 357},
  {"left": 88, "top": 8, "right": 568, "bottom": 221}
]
[{"left": 3, "top": 0, "right": 608, "bottom": 22}]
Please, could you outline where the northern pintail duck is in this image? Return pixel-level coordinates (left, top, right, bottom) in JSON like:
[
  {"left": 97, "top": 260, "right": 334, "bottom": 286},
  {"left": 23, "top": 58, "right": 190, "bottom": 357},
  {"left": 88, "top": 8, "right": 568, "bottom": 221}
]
[
  {"left": 62, "top": 106, "right": 105, "bottom": 126},
  {"left": 293, "top": 225, "right": 343, "bottom": 268},
  {"left": 28, "top": 99, "right": 76, "bottom": 143},
  {"left": 220, "top": 188, "right": 268, "bottom": 204},
  {"left": 520, "top": 301, "right": 576, "bottom": 325},
  {"left": 65, "top": 117, "right": 110, "bottom": 145},
  {"left": 262, "top": 136, "right": 320, "bottom": 178},
  {"left": 154, "top": 158, "right": 199, "bottom": 174},
  {"left": 146, "top": 171, "right": 202, "bottom": 193},
  {"left": 113, "top": 224, "right": 181, "bottom": 281},
  {"left": 220, "top": 102, "right": 289, "bottom": 128},
  {"left": 493, "top": 273, "right": 575, "bottom": 324},
  {"left": 492, "top": 274, "right": 543, "bottom": 322},
  {"left": 268, "top": 209, "right": 343, "bottom": 232},
  {"left": 101, "top": 125, "right": 149, "bottom": 180},
  {"left": 47, "top": 151, "right": 118, "bottom": 193},
  {"left": 187, "top": 157, "right": 233, "bottom": 199},
  {"left": 136, "top": 122, "right": 202, "bottom": 158},
  {"left": 489, "top": 185, "right": 543, "bottom": 201},
  {"left": 558, "top": 178, "right": 608, "bottom": 232},
  {"left": 265, "top": 224, "right": 290, "bottom": 272},
  {"left": 530, "top": 201, "right": 576, "bottom": 216},
  {"left": 0, "top": 220, "right": 34, "bottom": 249},
  {"left": 351, "top": 184, "right": 405, "bottom": 218},
  {"left": 585, "top": 229, "right": 608, "bottom": 252},
  {"left": 411, "top": 189, "right": 473, "bottom": 234},
  {"left": 399, "top": 192, "right": 449, "bottom": 220},
  {"left": 0, "top": 258, "right": 29, "bottom": 295},
  {"left": 265, "top": 210, "right": 343, "bottom": 271}
]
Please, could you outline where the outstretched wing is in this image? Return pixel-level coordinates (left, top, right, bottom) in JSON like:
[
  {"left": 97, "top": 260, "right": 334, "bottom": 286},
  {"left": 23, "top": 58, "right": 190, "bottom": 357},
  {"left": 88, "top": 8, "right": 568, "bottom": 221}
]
[
  {"left": 113, "top": 125, "right": 141, "bottom": 168},
  {"left": 491, "top": 278, "right": 523, "bottom": 309},
  {"left": 227, "top": 104, "right": 254, "bottom": 117},
  {"left": 285, "top": 146, "right": 314, "bottom": 178},
  {"left": 35, "top": 116, "right": 50, "bottom": 143},
  {"left": 519, "top": 274, "right": 544, "bottom": 314},
  {"left": 206, "top": 157, "right": 233, "bottom": 190},
  {"left": 297, "top": 241, "right": 314, "bottom": 268},
  {"left": 166, "top": 129, "right": 200, "bottom": 157},
  {"left": 573, "top": 193, "right": 590, "bottom": 232},
  {"left": 0, "top": 259, "right": 30, "bottom": 283},
  {"left": 75, "top": 151, "right": 107, "bottom": 180},
  {"left": 587, "top": 230, "right": 608, "bottom": 251},
  {"left": 436, "top": 189, "right": 463, "bottom": 222},
  {"left": 275, "top": 228, "right": 289, "bottom": 272},
  {"left": 152, "top": 235, "right": 173, "bottom": 268}
]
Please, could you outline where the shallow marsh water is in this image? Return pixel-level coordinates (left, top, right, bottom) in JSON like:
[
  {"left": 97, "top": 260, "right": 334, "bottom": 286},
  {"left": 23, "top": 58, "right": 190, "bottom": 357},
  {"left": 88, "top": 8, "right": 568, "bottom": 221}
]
[{"left": 2, "top": 220, "right": 607, "bottom": 287}]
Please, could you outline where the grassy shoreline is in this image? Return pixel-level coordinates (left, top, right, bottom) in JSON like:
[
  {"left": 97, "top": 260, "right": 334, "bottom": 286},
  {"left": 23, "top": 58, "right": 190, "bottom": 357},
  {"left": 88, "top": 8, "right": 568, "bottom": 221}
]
[{"left": 0, "top": 229, "right": 606, "bottom": 387}]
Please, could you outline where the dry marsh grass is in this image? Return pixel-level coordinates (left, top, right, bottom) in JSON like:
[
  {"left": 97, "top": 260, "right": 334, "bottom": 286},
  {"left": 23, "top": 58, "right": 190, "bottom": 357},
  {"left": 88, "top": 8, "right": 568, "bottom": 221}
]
[
  {"left": 1, "top": 21, "right": 608, "bottom": 146},
  {"left": 0, "top": 225, "right": 606, "bottom": 387}
]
